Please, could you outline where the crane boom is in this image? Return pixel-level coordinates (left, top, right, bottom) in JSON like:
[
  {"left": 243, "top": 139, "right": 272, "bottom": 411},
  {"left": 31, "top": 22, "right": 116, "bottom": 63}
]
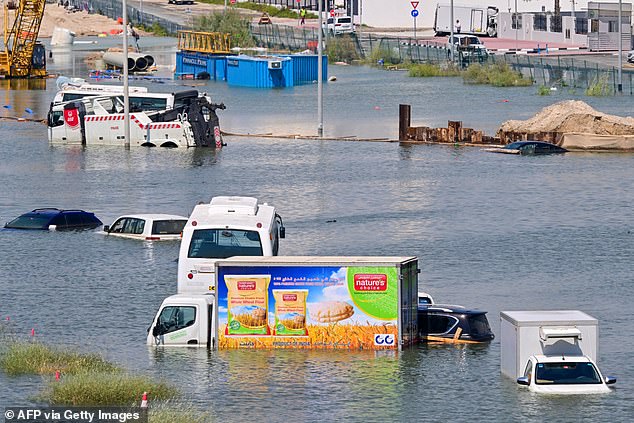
[{"left": 1, "top": 0, "right": 46, "bottom": 77}]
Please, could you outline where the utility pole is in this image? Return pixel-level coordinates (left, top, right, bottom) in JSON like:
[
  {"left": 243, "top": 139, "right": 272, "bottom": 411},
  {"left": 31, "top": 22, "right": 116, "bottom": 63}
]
[
  {"left": 618, "top": 0, "right": 622, "bottom": 92},
  {"left": 123, "top": 0, "right": 130, "bottom": 148},
  {"left": 317, "top": 0, "right": 323, "bottom": 137},
  {"left": 450, "top": 0, "right": 454, "bottom": 62}
]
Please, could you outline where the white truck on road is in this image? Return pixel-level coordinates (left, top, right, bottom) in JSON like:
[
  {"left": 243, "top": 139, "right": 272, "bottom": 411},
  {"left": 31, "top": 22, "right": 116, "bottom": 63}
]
[
  {"left": 434, "top": 4, "right": 499, "bottom": 37},
  {"left": 501, "top": 310, "right": 616, "bottom": 394}
]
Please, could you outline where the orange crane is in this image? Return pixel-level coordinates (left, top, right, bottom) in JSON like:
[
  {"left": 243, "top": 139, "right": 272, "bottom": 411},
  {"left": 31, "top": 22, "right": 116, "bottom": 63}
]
[{"left": 1, "top": 0, "right": 47, "bottom": 77}]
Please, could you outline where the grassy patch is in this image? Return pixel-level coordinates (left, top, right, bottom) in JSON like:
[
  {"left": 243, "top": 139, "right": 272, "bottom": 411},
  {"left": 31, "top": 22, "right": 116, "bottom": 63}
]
[
  {"left": 408, "top": 63, "right": 461, "bottom": 77},
  {"left": 195, "top": 9, "right": 256, "bottom": 48},
  {"left": 42, "top": 372, "right": 178, "bottom": 406},
  {"left": 149, "top": 404, "right": 211, "bottom": 423},
  {"left": 197, "top": 0, "right": 316, "bottom": 19},
  {"left": 462, "top": 63, "right": 533, "bottom": 87},
  {"left": 537, "top": 85, "right": 551, "bottom": 95},
  {"left": 365, "top": 46, "right": 400, "bottom": 66},
  {"left": 325, "top": 35, "right": 360, "bottom": 63},
  {"left": 586, "top": 74, "right": 613, "bottom": 96},
  {"left": 137, "top": 22, "right": 170, "bottom": 36},
  {"left": 0, "top": 342, "right": 119, "bottom": 376}
]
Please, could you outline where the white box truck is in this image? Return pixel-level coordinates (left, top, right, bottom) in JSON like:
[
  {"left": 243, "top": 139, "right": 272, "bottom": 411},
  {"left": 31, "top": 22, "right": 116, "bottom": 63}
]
[
  {"left": 500, "top": 310, "right": 616, "bottom": 394},
  {"left": 148, "top": 256, "right": 419, "bottom": 350},
  {"left": 434, "top": 4, "right": 499, "bottom": 37}
]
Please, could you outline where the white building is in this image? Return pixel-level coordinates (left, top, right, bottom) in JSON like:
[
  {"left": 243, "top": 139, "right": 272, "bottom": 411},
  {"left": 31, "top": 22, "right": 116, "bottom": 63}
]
[{"left": 356, "top": 0, "right": 630, "bottom": 30}]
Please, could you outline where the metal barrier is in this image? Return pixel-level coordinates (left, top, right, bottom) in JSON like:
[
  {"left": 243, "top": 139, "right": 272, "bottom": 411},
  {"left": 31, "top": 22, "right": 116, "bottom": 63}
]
[{"left": 178, "top": 31, "right": 231, "bottom": 54}]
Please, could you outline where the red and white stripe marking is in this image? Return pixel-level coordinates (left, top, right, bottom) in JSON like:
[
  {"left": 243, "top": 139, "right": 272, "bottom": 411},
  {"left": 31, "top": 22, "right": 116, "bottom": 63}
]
[{"left": 84, "top": 115, "right": 181, "bottom": 131}]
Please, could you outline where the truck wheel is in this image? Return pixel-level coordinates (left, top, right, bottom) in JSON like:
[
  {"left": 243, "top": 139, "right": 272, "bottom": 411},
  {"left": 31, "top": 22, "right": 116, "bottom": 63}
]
[{"left": 487, "top": 27, "right": 497, "bottom": 37}]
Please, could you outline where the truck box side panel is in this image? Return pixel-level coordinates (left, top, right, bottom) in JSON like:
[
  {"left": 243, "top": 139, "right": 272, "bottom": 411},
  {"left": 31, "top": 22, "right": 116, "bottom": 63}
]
[{"left": 215, "top": 257, "right": 417, "bottom": 350}]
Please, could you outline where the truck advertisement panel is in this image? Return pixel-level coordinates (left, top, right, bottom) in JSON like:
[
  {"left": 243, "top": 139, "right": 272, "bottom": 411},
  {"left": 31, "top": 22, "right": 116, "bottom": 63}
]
[{"left": 217, "top": 265, "right": 401, "bottom": 350}]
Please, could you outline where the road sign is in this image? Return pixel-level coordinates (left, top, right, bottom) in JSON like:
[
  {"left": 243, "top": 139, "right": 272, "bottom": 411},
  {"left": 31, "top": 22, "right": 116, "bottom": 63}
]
[
  {"left": 411, "top": 9, "right": 419, "bottom": 17},
  {"left": 330, "top": 9, "right": 335, "bottom": 17},
  {"left": 411, "top": 1, "right": 419, "bottom": 9}
]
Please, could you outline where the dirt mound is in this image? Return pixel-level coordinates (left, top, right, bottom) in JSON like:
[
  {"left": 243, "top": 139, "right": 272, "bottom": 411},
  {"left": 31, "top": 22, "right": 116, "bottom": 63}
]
[{"left": 498, "top": 100, "right": 634, "bottom": 136}]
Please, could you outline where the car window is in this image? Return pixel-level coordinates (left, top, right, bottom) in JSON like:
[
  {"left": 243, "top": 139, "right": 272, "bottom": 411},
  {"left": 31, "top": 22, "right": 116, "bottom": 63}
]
[
  {"left": 337, "top": 17, "right": 351, "bottom": 24},
  {"left": 152, "top": 219, "right": 187, "bottom": 235},
  {"left": 6, "top": 214, "right": 53, "bottom": 229},
  {"left": 188, "top": 228, "right": 263, "bottom": 259},
  {"left": 64, "top": 212, "right": 85, "bottom": 227},
  {"left": 467, "top": 314, "right": 491, "bottom": 336},
  {"left": 422, "top": 314, "right": 459, "bottom": 335},
  {"left": 327, "top": 18, "right": 334, "bottom": 24},
  {"left": 157, "top": 306, "right": 196, "bottom": 335},
  {"left": 47, "top": 214, "right": 65, "bottom": 226},
  {"left": 535, "top": 362, "right": 602, "bottom": 385},
  {"left": 523, "top": 361, "right": 533, "bottom": 384},
  {"left": 123, "top": 218, "right": 145, "bottom": 234},
  {"left": 110, "top": 218, "right": 127, "bottom": 233}
]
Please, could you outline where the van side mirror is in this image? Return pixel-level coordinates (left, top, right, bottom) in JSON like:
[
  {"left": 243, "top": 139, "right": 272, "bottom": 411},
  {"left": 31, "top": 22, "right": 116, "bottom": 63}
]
[
  {"left": 605, "top": 376, "right": 617, "bottom": 385},
  {"left": 103, "top": 225, "right": 110, "bottom": 233},
  {"left": 516, "top": 376, "right": 530, "bottom": 386},
  {"left": 152, "top": 325, "right": 159, "bottom": 337},
  {"left": 279, "top": 226, "right": 285, "bottom": 239}
]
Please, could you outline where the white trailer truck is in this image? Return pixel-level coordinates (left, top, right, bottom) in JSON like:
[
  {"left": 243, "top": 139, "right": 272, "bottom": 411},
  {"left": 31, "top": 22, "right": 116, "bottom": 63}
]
[
  {"left": 148, "top": 256, "right": 419, "bottom": 350},
  {"left": 500, "top": 310, "right": 616, "bottom": 394},
  {"left": 177, "top": 196, "right": 285, "bottom": 294},
  {"left": 434, "top": 4, "right": 499, "bottom": 37}
]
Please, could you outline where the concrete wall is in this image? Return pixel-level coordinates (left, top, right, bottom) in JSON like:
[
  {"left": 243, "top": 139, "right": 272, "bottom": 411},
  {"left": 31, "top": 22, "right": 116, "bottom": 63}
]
[{"left": 498, "top": 13, "right": 589, "bottom": 46}]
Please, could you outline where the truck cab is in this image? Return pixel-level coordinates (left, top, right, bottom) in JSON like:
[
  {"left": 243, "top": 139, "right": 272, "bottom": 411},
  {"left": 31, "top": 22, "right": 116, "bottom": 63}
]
[
  {"left": 147, "top": 294, "right": 216, "bottom": 347},
  {"left": 517, "top": 355, "right": 616, "bottom": 394},
  {"left": 177, "top": 196, "right": 285, "bottom": 294}
]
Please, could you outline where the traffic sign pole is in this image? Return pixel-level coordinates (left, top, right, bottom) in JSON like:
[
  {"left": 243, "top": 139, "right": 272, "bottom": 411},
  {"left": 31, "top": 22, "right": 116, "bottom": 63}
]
[{"left": 410, "top": 9, "right": 419, "bottom": 41}]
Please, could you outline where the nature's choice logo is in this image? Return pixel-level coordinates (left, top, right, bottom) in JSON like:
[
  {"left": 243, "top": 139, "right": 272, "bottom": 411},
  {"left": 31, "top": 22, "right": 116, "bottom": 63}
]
[
  {"left": 237, "top": 280, "right": 256, "bottom": 290},
  {"left": 347, "top": 267, "right": 397, "bottom": 320},
  {"left": 353, "top": 274, "right": 387, "bottom": 291}
]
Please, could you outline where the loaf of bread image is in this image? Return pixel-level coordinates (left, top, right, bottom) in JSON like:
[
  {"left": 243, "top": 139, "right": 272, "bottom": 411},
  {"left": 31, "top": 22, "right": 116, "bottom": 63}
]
[{"left": 309, "top": 301, "right": 354, "bottom": 323}]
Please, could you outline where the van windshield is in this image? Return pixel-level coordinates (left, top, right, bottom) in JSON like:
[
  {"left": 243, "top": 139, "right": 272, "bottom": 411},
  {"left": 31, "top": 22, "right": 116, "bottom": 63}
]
[
  {"left": 188, "top": 228, "right": 263, "bottom": 259},
  {"left": 535, "top": 362, "right": 602, "bottom": 385},
  {"left": 5, "top": 215, "right": 52, "bottom": 229}
]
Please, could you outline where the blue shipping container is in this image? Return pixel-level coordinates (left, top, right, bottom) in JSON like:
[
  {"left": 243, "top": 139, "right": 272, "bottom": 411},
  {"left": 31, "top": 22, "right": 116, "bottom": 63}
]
[
  {"left": 226, "top": 55, "right": 293, "bottom": 88},
  {"left": 175, "top": 52, "right": 227, "bottom": 81},
  {"left": 285, "top": 54, "right": 328, "bottom": 85}
]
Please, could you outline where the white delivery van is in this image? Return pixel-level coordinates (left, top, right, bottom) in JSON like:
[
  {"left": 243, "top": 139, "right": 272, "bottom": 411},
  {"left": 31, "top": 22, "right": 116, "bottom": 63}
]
[
  {"left": 500, "top": 310, "right": 616, "bottom": 394},
  {"left": 177, "top": 196, "right": 285, "bottom": 294},
  {"left": 434, "top": 4, "right": 499, "bottom": 37}
]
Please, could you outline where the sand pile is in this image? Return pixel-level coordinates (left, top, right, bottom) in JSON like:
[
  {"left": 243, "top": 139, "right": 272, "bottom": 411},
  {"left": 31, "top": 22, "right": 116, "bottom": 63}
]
[{"left": 498, "top": 100, "right": 634, "bottom": 136}]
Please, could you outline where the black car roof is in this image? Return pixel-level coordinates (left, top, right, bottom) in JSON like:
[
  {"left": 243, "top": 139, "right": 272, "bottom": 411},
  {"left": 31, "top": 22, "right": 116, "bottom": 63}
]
[{"left": 418, "top": 304, "right": 488, "bottom": 315}]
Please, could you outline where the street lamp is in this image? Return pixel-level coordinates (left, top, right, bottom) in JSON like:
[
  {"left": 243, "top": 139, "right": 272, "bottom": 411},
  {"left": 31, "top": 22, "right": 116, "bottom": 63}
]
[
  {"left": 318, "top": 0, "right": 323, "bottom": 136},
  {"left": 618, "top": 0, "right": 622, "bottom": 92}
]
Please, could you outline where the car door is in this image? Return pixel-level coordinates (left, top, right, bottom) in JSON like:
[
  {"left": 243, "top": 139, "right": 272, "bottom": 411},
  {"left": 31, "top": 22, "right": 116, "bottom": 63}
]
[{"left": 153, "top": 305, "right": 198, "bottom": 345}]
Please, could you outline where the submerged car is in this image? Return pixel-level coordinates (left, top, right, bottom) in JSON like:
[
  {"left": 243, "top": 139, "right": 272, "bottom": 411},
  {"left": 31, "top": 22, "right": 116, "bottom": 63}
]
[
  {"left": 418, "top": 304, "right": 494, "bottom": 343},
  {"left": 517, "top": 355, "right": 616, "bottom": 394},
  {"left": 4, "top": 208, "right": 102, "bottom": 230},
  {"left": 486, "top": 141, "right": 568, "bottom": 155},
  {"left": 103, "top": 214, "right": 188, "bottom": 241}
]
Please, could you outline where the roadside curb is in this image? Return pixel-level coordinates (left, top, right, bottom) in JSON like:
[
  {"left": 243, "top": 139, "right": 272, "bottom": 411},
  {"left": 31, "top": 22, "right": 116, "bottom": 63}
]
[{"left": 489, "top": 46, "right": 588, "bottom": 55}]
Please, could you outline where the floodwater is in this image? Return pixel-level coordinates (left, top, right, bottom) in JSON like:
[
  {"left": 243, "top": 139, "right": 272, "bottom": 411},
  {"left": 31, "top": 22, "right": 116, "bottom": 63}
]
[{"left": 1, "top": 37, "right": 633, "bottom": 421}]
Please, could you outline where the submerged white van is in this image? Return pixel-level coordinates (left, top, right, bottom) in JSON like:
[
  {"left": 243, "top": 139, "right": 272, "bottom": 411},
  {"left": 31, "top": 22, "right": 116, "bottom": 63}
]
[{"left": 177, "top": 196, "right": 285, "bottom": 293}]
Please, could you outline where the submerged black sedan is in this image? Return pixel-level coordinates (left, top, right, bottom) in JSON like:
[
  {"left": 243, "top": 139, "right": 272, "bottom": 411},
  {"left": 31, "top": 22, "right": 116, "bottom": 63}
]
[{"left": 486, "top": 141, "right": 568, "bottom": 155}]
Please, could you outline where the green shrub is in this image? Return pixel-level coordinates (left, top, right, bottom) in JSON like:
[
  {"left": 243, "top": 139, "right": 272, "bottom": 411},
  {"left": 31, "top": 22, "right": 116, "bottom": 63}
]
[
  {"left": 42, "top": 372, "right": 178, "bottom": 406},
  {"left": 462, "top": 62, "right": 533, "bottom": 86},
  {"left": 195, "top": 10, "right": 256, "bottom": 48},
  {"left": 366, "top": 46, "right": 399, "bottom": 66},
  {"left": 325, "top": 35, "right": 360, "bottom": 63},
  {"left": 0, "top": 342, "right": 119, "bottom": 376},
  {"left": 586, "top": 74, "right": 613, "bottom": 96},
  {"left": 537, "top": 85, "right": 551, "bottom": 95}
]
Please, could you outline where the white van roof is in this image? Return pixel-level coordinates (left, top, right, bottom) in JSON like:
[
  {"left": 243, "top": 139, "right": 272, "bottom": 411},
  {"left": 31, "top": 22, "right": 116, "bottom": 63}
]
[{"left": 188, "top": 196, "right": 276, "bottom": 229}]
